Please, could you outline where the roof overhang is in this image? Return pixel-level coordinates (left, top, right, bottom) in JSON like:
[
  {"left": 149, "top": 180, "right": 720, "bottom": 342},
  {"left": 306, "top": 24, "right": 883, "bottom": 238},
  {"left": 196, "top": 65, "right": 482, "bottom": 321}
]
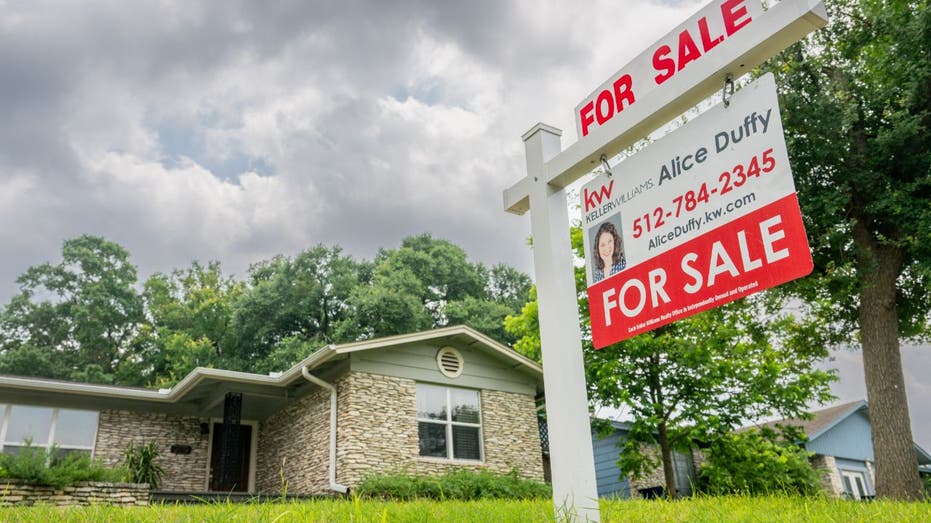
[{"left": 0, "top": 326, "right": 543, "bottom": 419}]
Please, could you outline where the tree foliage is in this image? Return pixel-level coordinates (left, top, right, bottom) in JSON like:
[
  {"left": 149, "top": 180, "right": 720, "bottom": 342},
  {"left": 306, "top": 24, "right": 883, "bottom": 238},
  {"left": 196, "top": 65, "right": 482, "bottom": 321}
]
[
  {"left": 506, "top": 226, "right": 835, "bottom": 498},
  {"left": 0, "top": 235, "right": 144, "bottom": 383},
  {"left": 0, "top": 233, "right": 531, "bottom": 386},
  {"left": 696, "top": 428, "right": 822, "bottom": 497},
  {"left": 762, "top": 0, "right": 931, "bottom": 499}
]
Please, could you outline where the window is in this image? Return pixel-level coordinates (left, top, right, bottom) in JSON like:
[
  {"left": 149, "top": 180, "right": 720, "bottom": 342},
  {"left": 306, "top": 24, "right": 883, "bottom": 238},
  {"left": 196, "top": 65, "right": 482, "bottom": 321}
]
[
  {"left": 416, "top": 384, "right": 482, "bottom": 461},
  {"left": 841, "top": 469, "right": 869, "bottom": 500},
  {"left": 0, "top": 404, "right": 99, "bottom": 458}
]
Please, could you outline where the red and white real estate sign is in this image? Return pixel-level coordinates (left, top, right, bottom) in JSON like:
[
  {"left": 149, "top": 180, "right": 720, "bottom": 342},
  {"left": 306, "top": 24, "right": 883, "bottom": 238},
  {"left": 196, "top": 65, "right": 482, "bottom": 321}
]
[
  {"left": 581, "top": 73, "right": 812, "bottom": 348},
  {"left": 574, "top": 0, "right": 763, "bottom": 140}
]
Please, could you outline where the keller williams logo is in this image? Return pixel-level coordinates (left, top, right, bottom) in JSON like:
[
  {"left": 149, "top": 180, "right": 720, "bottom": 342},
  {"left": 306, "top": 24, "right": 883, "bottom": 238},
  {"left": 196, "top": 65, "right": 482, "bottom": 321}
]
[{"left": 583, "top": 180, "right": 614, "bottom": 212}]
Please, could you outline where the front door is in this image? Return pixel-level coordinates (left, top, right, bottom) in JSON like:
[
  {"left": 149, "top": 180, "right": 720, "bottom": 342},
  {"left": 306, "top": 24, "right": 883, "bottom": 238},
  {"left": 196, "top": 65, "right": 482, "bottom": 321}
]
[{"left": 209, "top": 423, "right": 252, "bottom": 492}]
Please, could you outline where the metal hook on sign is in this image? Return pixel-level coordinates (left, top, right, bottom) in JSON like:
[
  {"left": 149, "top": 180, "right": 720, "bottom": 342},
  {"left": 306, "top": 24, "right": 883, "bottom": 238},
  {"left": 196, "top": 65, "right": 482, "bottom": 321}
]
[
  {"left": 722, "top": 73, "right": 734, "bottom": 108},
  {"left": 600, "top": 154, "right": 613, "bottom": 177}
]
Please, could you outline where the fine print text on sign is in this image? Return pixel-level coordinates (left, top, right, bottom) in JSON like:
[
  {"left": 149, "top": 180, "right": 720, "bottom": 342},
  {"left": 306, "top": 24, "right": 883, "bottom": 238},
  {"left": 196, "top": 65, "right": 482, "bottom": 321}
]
[{"left": 581, "top": 73, "right": 812, "bottom": 348}]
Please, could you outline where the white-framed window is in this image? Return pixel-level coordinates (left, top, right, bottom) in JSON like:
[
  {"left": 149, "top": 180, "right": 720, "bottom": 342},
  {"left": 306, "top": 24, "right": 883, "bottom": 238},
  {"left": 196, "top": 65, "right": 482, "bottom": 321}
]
[
  {"left": 416, "top": 384, "right": 483, "bottom": 461},
  {"left": 0, "top": 404, "right": 99, "bottom": 458},
  {"left": 840, "top": 469, "right": 869, "bottom": 500}
]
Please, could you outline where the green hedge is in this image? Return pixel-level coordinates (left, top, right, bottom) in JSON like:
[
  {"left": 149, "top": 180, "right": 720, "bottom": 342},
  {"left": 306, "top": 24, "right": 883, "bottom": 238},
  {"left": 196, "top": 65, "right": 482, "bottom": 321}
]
[
  {"left": 355, "top": 468, "right": 551, "bottom": 500},
  {"left": 0, "top": 441, "right": 127, "bottom": 488}
]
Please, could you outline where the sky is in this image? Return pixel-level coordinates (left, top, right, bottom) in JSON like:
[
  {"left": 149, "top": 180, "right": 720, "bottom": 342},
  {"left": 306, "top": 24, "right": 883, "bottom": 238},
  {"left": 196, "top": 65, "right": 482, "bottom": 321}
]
[{"left": 0, "top": 1, "right": 927, "bottom": 449}]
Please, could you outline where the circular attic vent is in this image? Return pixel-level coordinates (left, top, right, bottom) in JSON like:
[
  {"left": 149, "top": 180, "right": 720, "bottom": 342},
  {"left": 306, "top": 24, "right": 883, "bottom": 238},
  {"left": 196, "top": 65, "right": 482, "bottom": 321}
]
[{"left": 436, "top": 346, "right": 464, "bottom": 378}]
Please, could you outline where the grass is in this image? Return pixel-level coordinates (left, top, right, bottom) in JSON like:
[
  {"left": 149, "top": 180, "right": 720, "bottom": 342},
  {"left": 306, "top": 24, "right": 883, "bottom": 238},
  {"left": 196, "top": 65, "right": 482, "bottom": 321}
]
[{"left": 1, "top": 495, "right": 930, "bottom": 522}]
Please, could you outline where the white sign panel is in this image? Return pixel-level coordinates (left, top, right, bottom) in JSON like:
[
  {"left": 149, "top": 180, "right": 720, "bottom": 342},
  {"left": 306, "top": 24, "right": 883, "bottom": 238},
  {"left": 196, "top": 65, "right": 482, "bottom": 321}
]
[
  {"left": 581, "top": 73, "right": 812, "bottom": 347},
  {"left": 575, "top": 0, "right": 764, "bottom": 139}
]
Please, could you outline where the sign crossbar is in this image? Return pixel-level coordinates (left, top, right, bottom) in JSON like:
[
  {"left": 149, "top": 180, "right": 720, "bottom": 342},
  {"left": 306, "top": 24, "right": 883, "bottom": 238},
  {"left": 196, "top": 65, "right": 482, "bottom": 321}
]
[{"left": 505, "top": 0, "right": 827, "bottom": 216}]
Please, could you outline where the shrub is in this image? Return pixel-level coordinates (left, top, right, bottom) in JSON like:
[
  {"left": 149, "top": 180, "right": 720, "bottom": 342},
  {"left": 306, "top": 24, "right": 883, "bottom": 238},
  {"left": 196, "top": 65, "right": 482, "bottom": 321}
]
[
  {"left": 355, "top": 468, "right": 551, "bottom": 500},
  {"left": 124, "top": 441, "right": 163, "bottom": 489},
  {"left": 696, "top": 429, "right": 822, "bottom": 497},
  {"left": 0, "top": 440, "right": 127, "bottom": 488}
]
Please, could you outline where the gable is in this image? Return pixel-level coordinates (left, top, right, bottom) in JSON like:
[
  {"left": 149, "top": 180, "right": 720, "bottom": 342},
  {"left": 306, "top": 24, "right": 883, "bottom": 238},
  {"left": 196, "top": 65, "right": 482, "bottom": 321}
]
[
  {"left": 348, "top": 341, "right": 539, "bottom": 395},
  {"left": 807, "top": 409, "right": 874, "bottom": 461}
]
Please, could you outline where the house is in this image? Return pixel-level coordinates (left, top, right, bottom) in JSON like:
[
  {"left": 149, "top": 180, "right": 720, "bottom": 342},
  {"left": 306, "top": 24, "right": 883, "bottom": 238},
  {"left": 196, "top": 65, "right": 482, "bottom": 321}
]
[
  {"left": 0, "top": 326, "right": 545, "bottom": 495},
  {"left": 755, "top": 400, "right": 931, "bottom": 500},
  {"left": 590, "top": 420, "right": 699, "bottom": 499}
]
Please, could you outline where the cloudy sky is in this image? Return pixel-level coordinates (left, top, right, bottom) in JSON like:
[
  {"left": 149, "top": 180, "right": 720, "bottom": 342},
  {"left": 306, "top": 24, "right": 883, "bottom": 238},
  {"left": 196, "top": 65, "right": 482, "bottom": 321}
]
[{"left": 0, "top": 0, "right": 927, "bottom": 449}]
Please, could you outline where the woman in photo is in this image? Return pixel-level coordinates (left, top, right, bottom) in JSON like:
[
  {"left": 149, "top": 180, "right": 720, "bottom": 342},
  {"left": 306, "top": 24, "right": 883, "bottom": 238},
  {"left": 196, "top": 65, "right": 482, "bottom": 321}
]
[{"left": 593, "top": 221, "right": 626, "bottom": 283}]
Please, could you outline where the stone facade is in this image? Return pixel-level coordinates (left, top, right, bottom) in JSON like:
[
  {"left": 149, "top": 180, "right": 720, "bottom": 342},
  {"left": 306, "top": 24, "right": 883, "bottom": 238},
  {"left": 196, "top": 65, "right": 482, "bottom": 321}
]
[
  {"left": 864, "top": 460, "right": 875, "bottom": 489},
  {"left": 626, "top": 445, "right": 701, "bottom": 499},
  {"left": 93, "top": 371, "right": 544, "bottom": 496},
  {"left": 335, "top": 372, "right": 420, "bottom": 487},
  {"left": 255, "top": 387, "right": 330, "bottom": 494},
  {"left": 0, "top": 481, "right": 149, "bottom": 506},
  {"left": 252, "top": 371, "right": 545, "bottom": 495},
  {"left": 94, "top": 410, "right": 209, "bottom": 492},
  {"left": 628, "top": 445, "right": 665, "bottom": 499},
  {"left": 810, "top": 454, "right": 843, "bottom": 497},
  {"left": 336, "top": 372, "right": 545, "bottom": 486}
]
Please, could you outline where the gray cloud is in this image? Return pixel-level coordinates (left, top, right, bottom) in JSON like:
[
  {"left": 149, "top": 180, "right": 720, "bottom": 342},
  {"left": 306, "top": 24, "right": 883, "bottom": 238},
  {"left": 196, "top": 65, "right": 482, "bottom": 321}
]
[{"left": 3, "top": 0, "right": 927, "bottom": 450}]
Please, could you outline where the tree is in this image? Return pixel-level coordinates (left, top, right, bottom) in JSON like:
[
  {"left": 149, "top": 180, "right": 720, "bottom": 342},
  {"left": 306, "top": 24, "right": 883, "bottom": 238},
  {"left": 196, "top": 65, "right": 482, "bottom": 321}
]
[
  {"left": 226, "top": 246, "right": 368, "bottom": 373},
  {"left": 697, "top": 427, "right": 821, "bottom": 496},
  {"left": 506, "top": 228, "right": 835, "bottom": 498},
  {"left": 136, "top": 261, "right": 243, "bottom": 385},
  {"left": 593, "top": 297, "right": 833, "bottom": 498},
  {"left": 0, "top": 235, "right": 144, "bottom": 383},
  {"left": 762, "top": 0, "right": 931, "bottom": 499},
  {"left": 343, "top": 234, "right": 531, "bottom": 344},
  {"left": 372, "top": 234, "right": 486, "bottom": 324}
]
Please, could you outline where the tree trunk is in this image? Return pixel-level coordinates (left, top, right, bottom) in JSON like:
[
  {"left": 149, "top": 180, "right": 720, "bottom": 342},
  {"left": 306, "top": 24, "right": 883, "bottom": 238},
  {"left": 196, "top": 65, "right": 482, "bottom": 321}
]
[
  {"left": 853, "top": 223, "right": 923, "bottom": 500},
  {"left": 657, "top": 421, "right": 677, "bottom": 499}
]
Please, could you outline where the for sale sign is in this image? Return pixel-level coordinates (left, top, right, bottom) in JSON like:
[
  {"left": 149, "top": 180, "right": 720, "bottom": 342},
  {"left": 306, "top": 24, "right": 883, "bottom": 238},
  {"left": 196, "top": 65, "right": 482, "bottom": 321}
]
[{"left": 581, "top": 73, "right": 812, "bottom": 348}]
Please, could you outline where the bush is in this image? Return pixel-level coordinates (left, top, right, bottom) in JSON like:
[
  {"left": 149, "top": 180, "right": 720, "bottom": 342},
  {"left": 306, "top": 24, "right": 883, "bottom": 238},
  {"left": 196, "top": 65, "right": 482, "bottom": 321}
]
[
  {"left": 696, "top": 429, "right": 822, "bottom": 496},
  {"left": 123, "top": 441, "right": 163, "bottom": 489},
  {"left": 0, "top": 440, "right": 127, "bottom": 488},
  {"left": 355, "top": 468, "right": 551, "bottom": 500}
]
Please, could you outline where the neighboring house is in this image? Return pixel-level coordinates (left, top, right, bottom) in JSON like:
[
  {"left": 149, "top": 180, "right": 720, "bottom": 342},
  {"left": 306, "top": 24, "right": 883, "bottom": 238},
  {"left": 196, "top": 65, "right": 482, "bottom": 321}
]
[
  {"left": 591, "top": 420, "right": 699, "bottom": 499},
  {"left": 754, "top": 400, "right": 931, "bottom": 500},
  {"left": 0, "top": 326, "right": 545, "bottom": 495}
]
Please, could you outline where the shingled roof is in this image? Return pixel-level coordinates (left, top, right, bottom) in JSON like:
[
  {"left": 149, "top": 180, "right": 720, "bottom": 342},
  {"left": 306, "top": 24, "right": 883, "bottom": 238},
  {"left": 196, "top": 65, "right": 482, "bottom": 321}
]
[{"left": 756, "top": 400, "right": 868, "bottom": 440}]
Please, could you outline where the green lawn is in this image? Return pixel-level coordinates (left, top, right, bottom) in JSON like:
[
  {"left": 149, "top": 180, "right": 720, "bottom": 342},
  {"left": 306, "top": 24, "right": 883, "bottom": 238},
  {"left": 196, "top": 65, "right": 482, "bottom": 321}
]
[{"left": 2, "top": 496, "right": 930, "bottom": 522}]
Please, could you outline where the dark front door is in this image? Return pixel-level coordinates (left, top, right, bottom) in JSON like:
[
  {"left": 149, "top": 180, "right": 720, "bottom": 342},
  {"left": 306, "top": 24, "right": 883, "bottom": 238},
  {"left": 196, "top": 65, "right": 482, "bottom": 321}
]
[{"left": 209, "top": 423, "right": 252, "bottom": 492}]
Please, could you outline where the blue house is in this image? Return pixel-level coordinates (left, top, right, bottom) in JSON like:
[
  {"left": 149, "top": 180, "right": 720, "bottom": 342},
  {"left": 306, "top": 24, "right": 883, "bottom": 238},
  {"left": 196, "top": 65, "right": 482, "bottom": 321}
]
[
  {"left": 757, "top": 400, "right": 931, "bottom": 499},
  {"left": 591, "top": 420, "right": 698, "bottom": 499}
]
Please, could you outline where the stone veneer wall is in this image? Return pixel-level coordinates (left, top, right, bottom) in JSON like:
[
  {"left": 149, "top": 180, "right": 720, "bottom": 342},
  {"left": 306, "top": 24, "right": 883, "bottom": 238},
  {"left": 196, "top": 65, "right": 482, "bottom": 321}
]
[
  {"left": 628, "top": 445, "right": 664, "bottom": 499},
  {"left": 336, "top": 372, "right": 545, "bottom": 487},
  {"left": 811, "top": 454, "right": 843, "bottom": 497},
  {"left": 627, "top": 446, "right": 702, "bottom": 499},
  {"left": 254, "top": 387, "right": 330, "bottom": 494},
  {"left": 0, "top": 481, "right": 149, "bottom": 506},
  {"left": 94, "top": 410, "right": 209, "bottom": 492}
]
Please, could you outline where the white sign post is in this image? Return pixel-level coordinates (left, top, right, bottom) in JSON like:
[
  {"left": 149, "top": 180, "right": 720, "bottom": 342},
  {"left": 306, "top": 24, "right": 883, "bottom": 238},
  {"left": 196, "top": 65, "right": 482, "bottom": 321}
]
[
  {"left": 505, "top": 1, "right": 827, "bottom": 519},
  {"left": 523, "top": 124, "right": 601, "bottom": 521}
]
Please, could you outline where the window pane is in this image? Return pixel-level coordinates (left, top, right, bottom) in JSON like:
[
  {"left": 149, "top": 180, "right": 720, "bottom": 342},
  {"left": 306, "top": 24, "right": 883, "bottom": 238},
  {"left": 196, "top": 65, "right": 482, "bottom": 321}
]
[
  {"left": 450, "top": 389, "right": 480, "bottom": 424},
  {"left": 854, "top": 476, "right": 866, "bottom": 497},
  {"left": 51, "top": 447, "right": 92, "bottom": 466},
  {"left": 5, "top": 405, "right": 53, "bottom": 445},
  {"left": 2, "top": 445, "right": 28, "bottom": 457},
  {"left": 418, "top": 422, "right": 447, "bottom": 458},
  {"left": 452, "top": 425, "right": 481, "bottom": 460},
  {"left": 842, "top": 476, "right": 853, "bottom": 497},
  {"left": 54, "top": 410, "right": 98, "bottom": 447},
  {"left": 417, "top": 384, "right": 447, "bottom": 420}
]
